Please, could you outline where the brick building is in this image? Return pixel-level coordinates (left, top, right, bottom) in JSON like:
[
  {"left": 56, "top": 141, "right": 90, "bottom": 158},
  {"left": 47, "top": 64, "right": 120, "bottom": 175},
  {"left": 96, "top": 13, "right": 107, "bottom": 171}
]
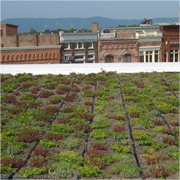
[
  {"left": 59, "top": 30, "right": 98, "bottom": 63},
  {"left": 100, "top": 22, "right": 163, "bottom": 63},
  {"left": 1, "top": 20, "right": 179, "bottom": 64},
  {"left": 1, "top": 23, "right": 61, "bottom": 64},
  {"left": 98, "top": 32, "right": 139, "bottom": 63},
  {"left": 158, "top": 23, "right": 179, "bottom": 62},
  {"left": 1, "top": 46, "right": 61, "bottom": 64}
]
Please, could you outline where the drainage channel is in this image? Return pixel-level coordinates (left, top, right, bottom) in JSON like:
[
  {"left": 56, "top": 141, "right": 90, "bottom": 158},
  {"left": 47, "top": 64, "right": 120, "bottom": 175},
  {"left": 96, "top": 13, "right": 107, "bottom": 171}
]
[
  {"left": 157, "top": 72, "right": 179, "bottom": 98},
  {"left": 82, "top": 80, "right": 97, "bottom": 157},
  {"left": 139, "top": 72, "right": 179, "bottom": 148},
  {"left": 138, "top": 73, "right": 172, "bottom": 130},
  {"left": 117, "top": 74, "right": 144, "bottom": 179},
  {"left": 158, "top": 73, "right": 179, "bottom": 140},
  {"left": 79, "top": 80, "right": 97, "bottom": 180},
  {"left": 7, "top": 75, "right": 77, "bottom": 179}
]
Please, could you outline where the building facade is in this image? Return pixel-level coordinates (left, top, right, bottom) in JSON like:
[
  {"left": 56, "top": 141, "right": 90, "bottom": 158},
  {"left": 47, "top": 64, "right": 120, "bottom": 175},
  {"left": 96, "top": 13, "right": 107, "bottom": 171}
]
[
  {"left": 59, "top": 31, "right": 98, "bottom": 63},
  {"left": 1, "top": 20, "right": 179, "bottom": 64},
  {"left": 158, "top": 24, "right": 179, "bottom": 62},
  {"left": 1, "top": 46, "right": 61, "bottom": 64},
  {"left": 1, "top": 23, "right": 61, "bottom": 64}
]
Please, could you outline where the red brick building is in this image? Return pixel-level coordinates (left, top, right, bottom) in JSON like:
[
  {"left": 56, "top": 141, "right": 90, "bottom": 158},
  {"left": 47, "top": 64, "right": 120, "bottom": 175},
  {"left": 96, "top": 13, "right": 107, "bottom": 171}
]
[
  {"left": 159, "top": 24, "right": 179, "bottom": 62},
  {"left": 1, "top": 20, "right": 179, "bottom": 64},
  {"left": 1, "top": 23, "right": 61, "bottom": 64}
]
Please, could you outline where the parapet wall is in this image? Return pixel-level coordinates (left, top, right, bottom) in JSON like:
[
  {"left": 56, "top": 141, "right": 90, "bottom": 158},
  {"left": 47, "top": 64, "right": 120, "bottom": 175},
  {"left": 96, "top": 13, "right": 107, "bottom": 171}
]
[
  {"left": 1, "top": 63, "right": 179, "bottom": 75},
  {"left": 1, "top": 34, "right": 60, "bottom": 47}
]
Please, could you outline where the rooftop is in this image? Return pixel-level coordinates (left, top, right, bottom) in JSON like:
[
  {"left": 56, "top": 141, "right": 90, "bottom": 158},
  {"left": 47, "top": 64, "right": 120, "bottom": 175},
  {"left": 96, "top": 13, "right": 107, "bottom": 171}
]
[{"left": 1, "top": 23, "right": 19, "bottom": 27}]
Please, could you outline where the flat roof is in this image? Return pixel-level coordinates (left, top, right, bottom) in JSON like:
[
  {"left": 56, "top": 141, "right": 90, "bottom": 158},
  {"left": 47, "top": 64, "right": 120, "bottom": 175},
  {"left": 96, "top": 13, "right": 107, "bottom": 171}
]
[
  {"left": 107, "top": 26, "right": 160, "bottom": 31},
  {"left": 1, "top": 23, "right": 19, "bottom": 27},
  {"left": 155, "top": 22, "right": 180, "bottom": 26},
  {"left": 60, "top": 32, "right": 99, "bottom": 36}
]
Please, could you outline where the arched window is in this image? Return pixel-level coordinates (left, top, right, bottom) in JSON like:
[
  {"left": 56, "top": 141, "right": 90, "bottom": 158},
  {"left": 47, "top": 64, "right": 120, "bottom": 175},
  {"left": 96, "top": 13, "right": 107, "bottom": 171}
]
[
  {"left": 45, "top": 53, "right": 48, "bottom": 59},
  {"left": 53, "top": 53, "right": 56, "bottom": 59},
  {"left": 25, "top": 54, "right": 27, "bottom": 60},
  {"left": 3, "top": 55, "right": 5, "bottom": 62},
  {"left": 105, "top": 55, "right": 114, "bottom": 63},
  {"left": 123, "top": 54, "right": 131, "bottom": 63}
]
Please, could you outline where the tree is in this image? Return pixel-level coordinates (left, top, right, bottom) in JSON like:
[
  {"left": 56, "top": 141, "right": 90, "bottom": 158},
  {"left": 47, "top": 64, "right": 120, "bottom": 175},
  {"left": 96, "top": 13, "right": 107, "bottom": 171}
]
[
  {"left": 44, "top": 29, "right": 51, "bottom": 34},
  {"left": 69, "top": 28, "right": 76, "bottom": 32},
  {"left": 80, "top": 28, "right": 92, "bottom": 32},
  {"left": 118, "top": 25, "right": 126, "bottom": 27},
  {"left": 129, "top": 24, "right": 138, "bottom": 27},
  {"left": 27, "top": 29, "right": 38, "bottom": 34},
  {"left": 52, "top": 28, "right": 62, "bottom": 34}
]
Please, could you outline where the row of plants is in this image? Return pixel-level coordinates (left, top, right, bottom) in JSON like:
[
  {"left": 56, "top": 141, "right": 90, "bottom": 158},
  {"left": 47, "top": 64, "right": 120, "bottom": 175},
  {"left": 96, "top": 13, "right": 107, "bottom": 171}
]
[
  {"left": 1, "top": 73, "right": 77, "bottom": 178},
  {"left": 119, "top": 72, "right": 179, "bottom": 179},
  {"left": 1, "top": 71, "right": 179, "bottom": 179}
]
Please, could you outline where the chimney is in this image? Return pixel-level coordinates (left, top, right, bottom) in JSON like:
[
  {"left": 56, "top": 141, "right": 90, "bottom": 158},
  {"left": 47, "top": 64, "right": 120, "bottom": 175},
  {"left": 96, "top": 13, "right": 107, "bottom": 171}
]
[
  {"left": 144, "top": 18, "right": 153, "bottom": 25},
  {"left": 149, "top": 19, "right": 153, "bottom": 25},
  {"left": 92, "top": 22, "right": 99, "bottom": 32}
]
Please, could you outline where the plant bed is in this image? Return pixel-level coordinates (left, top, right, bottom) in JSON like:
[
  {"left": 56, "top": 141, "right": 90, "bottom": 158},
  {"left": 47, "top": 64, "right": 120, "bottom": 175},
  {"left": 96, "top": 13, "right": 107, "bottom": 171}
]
[{"left": 1, "top": 71, "right": 179, "bottom": 179}]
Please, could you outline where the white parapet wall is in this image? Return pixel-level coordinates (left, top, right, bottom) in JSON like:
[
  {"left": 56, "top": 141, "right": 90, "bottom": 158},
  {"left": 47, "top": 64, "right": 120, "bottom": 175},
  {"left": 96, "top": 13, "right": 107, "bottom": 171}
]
[{"left": 0, "top": 62, "right": 180, "bottom": 75}]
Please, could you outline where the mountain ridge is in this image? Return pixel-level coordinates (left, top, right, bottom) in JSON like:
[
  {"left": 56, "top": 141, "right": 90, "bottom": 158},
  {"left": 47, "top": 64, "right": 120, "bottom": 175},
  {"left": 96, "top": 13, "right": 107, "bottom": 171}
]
[{"left": 1, "top": 16, "right": 179, "bottom": 33}]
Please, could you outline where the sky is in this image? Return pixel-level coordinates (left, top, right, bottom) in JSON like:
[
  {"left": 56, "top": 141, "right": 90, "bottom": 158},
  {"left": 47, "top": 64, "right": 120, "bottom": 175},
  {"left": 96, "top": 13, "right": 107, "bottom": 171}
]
[{"left": 1, "top": 0, "right": 179, "bottom": 21}]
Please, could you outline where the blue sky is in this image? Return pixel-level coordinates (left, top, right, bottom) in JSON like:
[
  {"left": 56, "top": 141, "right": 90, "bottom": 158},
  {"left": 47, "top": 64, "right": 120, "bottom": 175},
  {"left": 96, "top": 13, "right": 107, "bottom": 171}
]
[{"left": 1, "top": 0, "right": 179, "bottom": 21}]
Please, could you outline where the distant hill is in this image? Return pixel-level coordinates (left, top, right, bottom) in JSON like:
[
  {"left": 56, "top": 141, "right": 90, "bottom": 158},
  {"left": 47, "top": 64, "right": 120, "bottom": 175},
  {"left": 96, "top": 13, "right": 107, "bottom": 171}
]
[{"left": 1, "top": 17, "right": 179, "bottom": 33}]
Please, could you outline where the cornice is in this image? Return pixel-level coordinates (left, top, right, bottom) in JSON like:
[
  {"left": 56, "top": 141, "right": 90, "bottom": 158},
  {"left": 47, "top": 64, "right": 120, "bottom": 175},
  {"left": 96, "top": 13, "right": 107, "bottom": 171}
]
[
  {"left": 1, "top": 45, "right": 62, "bottom": 51},
  {"left": 107, "top": 26, "right": 160, "bottom": 31},
  {"left": 62, "top": 32, "right": 99, "bottom": 36}
]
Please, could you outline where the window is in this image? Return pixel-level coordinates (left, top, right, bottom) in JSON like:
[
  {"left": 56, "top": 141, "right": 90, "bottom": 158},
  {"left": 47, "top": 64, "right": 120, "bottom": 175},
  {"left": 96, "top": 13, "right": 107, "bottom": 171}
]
[
  {"left": 79, "top": 42, "right": 84, "bottom": 49},
  {"left": 146, "top": 51, "right": 152, "bottom": 62},
  {"left": 155, "top": 50, "right": 159, "bottom": 62},
  {"left": 164, "top": 51, "right": 168, "bottom": 62},
  {"left": 1, "top": 30, "right": 3, "bottom": 37},
  {"left": 123, "top": 55, "right": 131, "bottom": 63},
  {"left": 75, "top": 55, "right": 84, "bottom": 60},
  {"left": 64, "top": 43, "right": 70, "bottom": 49},
  {"left": 74, "top": 43, "right": 78, "bottom": 49},
  {"left": 1, "top": 44, "right": 4, "bottom": 48},
  {"left": 88, "top": 55, "right": 94, "bottom": 59},
  {"left": 140, "top": 56, "right": 144, "bottom": 62},
  {"left": 140, "top": 52, "right": 144, "bottom": 63},
  {"left": 88, "top": 42, "right": 93, "bottom": 48},
  {"left": 140, "top": 50, "right": 159, "bottom": 63},
  {"left": 170, "top": 49, "right": 179, "bottom": 62},
  {"left": 105, "top": 56, "right": 114, "bottom": 63}
]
